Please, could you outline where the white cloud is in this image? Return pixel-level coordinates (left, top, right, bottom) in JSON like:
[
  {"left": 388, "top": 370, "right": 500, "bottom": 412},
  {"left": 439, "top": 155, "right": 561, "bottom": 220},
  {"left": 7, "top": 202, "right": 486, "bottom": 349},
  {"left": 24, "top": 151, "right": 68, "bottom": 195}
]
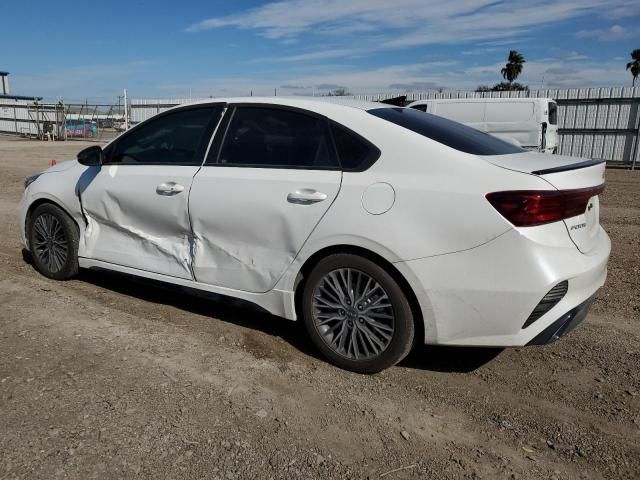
[
  {"left": 576, "top": 25, "right": 631, "bottom": 41},
  {"left": 154, "top": 57, "right": 632, "bottom": 98},
  {"left": 277, "top": 48, "right": 364, "bottom": 62},
  {"left": 566, "top": 51, "right": 589, "bottom": 61},
  {"left": 186, "top": 0, "right": 625, "bottom": 51}
]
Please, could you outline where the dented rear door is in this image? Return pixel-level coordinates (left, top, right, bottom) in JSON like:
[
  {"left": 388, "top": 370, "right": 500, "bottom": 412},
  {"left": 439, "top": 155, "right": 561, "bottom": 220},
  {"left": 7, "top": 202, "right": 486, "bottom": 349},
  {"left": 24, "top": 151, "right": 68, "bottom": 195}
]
[{"left": 188, "top": 104, "right": 342, "bottom": 293}]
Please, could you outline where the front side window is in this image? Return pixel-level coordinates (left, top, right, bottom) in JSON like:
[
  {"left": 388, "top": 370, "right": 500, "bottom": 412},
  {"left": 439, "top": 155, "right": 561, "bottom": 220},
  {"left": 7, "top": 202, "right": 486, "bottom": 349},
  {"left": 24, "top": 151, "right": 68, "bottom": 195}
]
[
  {"left": 369, "top": 107, "right": 525, "bottom": 156},
  {"left": 108, "top": 106, "right": 222, "bottom": 165},
  {"left": 217, "top": 107, "right": 338, "bottom": 169}
]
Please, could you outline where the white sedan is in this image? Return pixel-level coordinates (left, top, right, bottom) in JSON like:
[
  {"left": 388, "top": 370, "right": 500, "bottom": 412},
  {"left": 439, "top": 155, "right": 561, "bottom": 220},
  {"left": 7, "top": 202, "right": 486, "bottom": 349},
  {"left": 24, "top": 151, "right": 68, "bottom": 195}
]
[{"left": 18, "top": 97, "right": 610, "bottom": 373}]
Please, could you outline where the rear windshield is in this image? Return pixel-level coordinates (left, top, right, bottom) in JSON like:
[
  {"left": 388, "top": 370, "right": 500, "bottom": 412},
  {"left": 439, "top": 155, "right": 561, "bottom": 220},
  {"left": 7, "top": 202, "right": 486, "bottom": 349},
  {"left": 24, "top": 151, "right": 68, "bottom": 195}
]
[
  {"left": 368, "top": 107, "right": 525, "bottom": 156},
  {"left": 548, "top": 102, "right": 558, "bottom": 125}
]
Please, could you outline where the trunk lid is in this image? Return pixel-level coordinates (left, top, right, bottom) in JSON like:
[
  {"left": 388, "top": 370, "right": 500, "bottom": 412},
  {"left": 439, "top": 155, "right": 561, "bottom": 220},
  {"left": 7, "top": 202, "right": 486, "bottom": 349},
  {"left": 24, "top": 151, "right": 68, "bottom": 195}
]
[{"left": 482, "top": 152, "right": 606, "bottom": 253}]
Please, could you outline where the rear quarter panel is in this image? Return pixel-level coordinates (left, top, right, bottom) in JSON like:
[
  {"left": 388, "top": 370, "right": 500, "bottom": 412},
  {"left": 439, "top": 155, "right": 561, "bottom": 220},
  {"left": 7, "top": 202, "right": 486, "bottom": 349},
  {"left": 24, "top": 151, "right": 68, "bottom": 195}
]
[{"left": 277, "top": 110, "right": 556, "bottom": 292}]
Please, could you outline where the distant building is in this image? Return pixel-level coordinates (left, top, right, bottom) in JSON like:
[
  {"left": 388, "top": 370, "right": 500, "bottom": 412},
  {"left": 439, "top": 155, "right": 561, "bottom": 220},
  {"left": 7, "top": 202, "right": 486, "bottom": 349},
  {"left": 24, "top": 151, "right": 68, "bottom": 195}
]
[
  {"left": 0, "top": 71, "right": 41, "bottom": 101},
  {"left": 1, "top": 71, "right": 9, "bottom": 95}
]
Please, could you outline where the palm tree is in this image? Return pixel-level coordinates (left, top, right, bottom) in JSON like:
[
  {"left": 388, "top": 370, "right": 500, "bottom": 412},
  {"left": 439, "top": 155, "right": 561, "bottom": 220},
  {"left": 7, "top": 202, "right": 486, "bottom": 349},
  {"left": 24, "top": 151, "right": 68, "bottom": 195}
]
[
  {"left": 627, "top": 49, "right": 640, "bottom": 87},
  {"left": 501, "top": 50, "right": 526, "bottom": 85}
]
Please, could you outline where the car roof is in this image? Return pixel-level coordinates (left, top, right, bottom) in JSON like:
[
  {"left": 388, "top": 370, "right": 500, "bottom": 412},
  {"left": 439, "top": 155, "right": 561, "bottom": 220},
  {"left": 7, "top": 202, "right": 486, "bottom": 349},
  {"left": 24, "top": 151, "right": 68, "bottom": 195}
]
[{"left": 174, "top": 96, "right": 393, "bottom": 115}]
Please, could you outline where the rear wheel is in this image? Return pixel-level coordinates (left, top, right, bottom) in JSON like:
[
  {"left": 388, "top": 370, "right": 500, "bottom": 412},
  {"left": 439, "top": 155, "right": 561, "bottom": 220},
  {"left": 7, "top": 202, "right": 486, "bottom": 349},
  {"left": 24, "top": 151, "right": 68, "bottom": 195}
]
[
  {"left": 302, "top": 254, "right": 415, "bottom": 373},
  {"left": 28, "top": 203, "right": 79, "bottom": 280}
]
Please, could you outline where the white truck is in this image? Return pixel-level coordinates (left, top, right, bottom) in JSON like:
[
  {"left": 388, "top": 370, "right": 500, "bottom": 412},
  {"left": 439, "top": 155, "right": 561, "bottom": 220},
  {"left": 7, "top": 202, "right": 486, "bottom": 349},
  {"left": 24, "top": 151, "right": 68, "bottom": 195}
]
[{"left": 407, "top": 97, "right": 559, "bottom": 154}]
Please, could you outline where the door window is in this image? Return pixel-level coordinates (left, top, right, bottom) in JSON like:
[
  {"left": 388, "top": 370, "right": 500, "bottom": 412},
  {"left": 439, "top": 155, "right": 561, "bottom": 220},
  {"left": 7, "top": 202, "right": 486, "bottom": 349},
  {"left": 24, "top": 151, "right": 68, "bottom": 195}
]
[
  {"left": 107, "top": 106, "right": 222, "bottom": 165},
  {"left": 217, "top": 107, "right": 339, "bottom": 169}
]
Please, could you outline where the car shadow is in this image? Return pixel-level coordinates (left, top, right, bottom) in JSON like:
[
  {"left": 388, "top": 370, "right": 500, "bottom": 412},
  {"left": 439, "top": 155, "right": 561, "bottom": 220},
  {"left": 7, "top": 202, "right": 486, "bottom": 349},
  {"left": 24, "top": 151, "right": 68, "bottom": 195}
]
[
  {"left": 23, "top": 249, "right": 503, "bottom": 373},
  {"left": 76, "top": 267, "right": 321, "bottom": 359},
  {"left": 399, "top": 345, "right": 503, "bottom": 373}
]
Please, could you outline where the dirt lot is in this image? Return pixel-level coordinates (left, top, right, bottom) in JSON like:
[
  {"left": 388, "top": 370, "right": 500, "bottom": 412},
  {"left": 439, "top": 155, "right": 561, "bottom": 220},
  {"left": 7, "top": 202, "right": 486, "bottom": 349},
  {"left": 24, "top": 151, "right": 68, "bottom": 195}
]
[{"left": 0, "top": 138, "right": 639, "bottom": 480}]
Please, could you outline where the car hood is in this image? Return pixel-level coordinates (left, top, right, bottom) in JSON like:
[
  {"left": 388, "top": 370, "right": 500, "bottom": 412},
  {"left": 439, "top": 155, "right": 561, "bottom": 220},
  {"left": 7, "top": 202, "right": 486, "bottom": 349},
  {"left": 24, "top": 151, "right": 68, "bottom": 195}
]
[{"left": 42, "top": 159, "right": 79, "bottom": 174}]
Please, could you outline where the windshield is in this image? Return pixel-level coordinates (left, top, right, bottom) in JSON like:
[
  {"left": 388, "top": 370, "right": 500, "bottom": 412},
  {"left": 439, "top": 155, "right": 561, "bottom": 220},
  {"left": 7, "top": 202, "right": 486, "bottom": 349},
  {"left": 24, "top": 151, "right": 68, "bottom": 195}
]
[{"left": 368, "top": 107, "right": 525, "bottom": 156}]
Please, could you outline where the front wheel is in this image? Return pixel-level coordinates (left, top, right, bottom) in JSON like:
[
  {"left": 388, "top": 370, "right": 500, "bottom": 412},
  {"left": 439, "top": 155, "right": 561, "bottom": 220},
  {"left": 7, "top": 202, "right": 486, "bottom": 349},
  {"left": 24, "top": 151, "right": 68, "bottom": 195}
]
[
  {"left": 28, "top": 203, "right": 79, "bottom": 280},
  {"left": 302, "top": 254, "right": 415, "bottom": 373}
]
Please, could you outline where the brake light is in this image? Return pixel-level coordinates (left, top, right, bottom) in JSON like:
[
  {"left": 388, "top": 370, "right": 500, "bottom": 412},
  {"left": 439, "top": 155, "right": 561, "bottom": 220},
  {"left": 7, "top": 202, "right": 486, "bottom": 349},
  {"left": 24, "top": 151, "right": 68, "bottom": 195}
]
[{"left": 486, "top": 184, "right": 604, "bottom": 227}]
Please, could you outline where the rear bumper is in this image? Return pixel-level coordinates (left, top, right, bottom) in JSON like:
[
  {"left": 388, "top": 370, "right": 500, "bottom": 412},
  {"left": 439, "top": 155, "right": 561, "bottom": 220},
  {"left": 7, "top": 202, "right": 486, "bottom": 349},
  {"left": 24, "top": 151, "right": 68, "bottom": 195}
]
[
  {"left": 526, "top": 294, "right": 595, "bottom": 345},
  {"left": 398, "top": 224, "right": 610, "bottom": 347}
]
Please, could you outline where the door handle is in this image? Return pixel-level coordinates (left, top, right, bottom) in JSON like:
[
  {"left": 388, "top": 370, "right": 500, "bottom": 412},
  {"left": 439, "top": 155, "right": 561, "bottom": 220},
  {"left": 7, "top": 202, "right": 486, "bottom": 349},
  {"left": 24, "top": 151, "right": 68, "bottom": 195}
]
[
  {"left": 156, "top": 182, "right": 185, "bottom": 196},
  {"left": 287, "top": 189, "right": 328, "bottom": 205}
]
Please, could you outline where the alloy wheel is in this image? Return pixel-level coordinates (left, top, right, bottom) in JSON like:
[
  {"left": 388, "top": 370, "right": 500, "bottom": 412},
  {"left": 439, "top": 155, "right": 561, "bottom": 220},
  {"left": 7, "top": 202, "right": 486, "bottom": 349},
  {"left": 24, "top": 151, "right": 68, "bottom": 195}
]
[
  {"left": 311, "top": 268, "right": 395, "bottom": 361},
  {"left": 32, "top": 213, "right": 68, "bottom": 273}
]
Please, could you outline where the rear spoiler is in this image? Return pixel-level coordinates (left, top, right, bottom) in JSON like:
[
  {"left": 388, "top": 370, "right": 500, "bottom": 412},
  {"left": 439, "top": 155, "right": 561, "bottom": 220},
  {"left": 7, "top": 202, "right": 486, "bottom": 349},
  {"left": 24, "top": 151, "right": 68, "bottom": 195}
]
[
  {"left": 379, "top": 96, "right": 409, "bottom": 107},
  {"left": 531, "top": 159, "right": 605, "bottom": 176}
]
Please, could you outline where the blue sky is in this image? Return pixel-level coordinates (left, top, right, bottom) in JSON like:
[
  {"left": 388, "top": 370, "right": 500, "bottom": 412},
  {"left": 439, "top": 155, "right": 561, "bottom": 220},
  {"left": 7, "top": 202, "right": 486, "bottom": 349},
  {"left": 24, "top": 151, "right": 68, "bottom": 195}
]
[{"left": 2, "top": 0, "right": 639, "bottom": 102}]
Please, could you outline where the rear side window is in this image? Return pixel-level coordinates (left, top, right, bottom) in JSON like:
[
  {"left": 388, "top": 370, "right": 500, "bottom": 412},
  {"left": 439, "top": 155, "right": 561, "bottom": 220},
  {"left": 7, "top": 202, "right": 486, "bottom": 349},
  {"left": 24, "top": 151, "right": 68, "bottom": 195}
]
[
  {"left": 331, "top": 124, "right": 380, "bottom": 171},
  {"left": 410, "top": 104, "right": 428, "bottom": 112},
  {"left": 218, "top": 107, "right": 338, "bottom": 169},
  {"left": 368, "top": 107, "right": 525, "bottom": 156},
  {"left": 108, "top": 106, "right": 222, "bottom": 165},
  {"left": 548, "top": 102, "right": 558, "bottom": 125}
]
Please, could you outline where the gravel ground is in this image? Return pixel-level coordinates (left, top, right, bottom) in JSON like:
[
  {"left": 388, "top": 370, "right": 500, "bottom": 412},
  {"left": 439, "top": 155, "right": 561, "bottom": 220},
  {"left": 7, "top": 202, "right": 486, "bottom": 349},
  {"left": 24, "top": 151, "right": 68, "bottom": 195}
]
[{"left": 0, "top": 138, "right": 639, "bottom": 480}]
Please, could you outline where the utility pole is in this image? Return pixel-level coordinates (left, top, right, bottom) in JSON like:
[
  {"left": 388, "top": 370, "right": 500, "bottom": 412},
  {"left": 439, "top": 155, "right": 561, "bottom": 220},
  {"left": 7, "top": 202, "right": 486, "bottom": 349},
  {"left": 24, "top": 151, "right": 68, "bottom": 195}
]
[{"left": 123, "top": 88, "right": 129, "bottom": 130}]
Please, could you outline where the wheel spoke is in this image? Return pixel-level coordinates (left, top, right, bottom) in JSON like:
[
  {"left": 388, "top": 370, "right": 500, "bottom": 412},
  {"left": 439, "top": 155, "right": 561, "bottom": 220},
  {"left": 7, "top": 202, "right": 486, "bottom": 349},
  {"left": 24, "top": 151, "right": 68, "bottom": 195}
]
[
  {"left": 317, "top": 315, "right": 342, "bottom": 326},
  {"left": 313, "top": 293, "right": 342, "bottom": 310},
  {"left": 353, "top": 326, "right": 362, "bottom": 359},
  {"left": 359, "top": 324, "right": 383, "bottom": 353},
  {"left": 325, "top": 273, "right": 346, "bottom": 303},
  {"left": 34, "top": 219, "right": 48, "bottom": 239}
]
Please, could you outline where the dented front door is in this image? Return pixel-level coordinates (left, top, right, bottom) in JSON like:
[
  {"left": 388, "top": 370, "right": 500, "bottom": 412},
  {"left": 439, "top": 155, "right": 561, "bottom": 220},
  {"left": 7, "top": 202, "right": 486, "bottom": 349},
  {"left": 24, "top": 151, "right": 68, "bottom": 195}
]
[
  {"left": 78, "top": 105, "right": 224, "bottom": 279},
  {"left": 79, "top": 164, "right": 200, "bottom": 279}
]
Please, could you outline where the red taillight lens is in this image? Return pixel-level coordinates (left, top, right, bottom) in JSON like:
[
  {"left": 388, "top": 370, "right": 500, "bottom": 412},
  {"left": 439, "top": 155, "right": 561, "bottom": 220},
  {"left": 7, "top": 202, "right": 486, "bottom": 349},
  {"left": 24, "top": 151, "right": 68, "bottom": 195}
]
[{"left": 486, "top": 184, "right": 604, "bottom": 227}]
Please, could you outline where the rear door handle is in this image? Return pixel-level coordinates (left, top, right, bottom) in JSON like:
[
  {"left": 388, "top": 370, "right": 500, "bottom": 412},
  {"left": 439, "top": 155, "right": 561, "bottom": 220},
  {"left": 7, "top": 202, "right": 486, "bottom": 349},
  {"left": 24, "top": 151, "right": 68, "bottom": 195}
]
[
  {"left": 287, "top": 189, "right": 328, "bottom": 205},
  {"left": 156, "top": 182, "right": 185, "bottom": 196}
]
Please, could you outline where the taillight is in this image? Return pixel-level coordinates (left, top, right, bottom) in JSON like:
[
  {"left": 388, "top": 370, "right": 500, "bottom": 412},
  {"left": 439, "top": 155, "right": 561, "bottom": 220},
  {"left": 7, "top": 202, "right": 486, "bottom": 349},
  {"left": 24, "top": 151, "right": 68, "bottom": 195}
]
[{"left": 486, "top": 184, "right": 604, "bottom": 227}]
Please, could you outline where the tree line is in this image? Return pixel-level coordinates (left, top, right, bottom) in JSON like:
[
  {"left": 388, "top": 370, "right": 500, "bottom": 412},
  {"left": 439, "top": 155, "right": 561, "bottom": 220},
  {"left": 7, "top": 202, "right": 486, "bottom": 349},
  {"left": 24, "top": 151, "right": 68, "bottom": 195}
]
[{"left": 477, "top": 49, "right": 640, "bottom": 92}]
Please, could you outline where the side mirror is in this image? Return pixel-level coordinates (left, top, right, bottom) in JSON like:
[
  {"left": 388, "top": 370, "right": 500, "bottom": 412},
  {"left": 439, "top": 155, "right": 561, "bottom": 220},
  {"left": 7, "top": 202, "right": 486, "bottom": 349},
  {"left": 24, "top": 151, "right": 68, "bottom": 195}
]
[{"left": 77, "top": 145, "right": 103, "bottom": 166}]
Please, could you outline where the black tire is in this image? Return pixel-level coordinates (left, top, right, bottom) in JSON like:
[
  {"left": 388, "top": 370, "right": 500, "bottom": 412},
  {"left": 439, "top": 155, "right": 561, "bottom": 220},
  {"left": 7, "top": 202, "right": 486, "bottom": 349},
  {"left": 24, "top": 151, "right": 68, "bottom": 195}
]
[
  {"left": 302, "top": 253, "right": 415, "bottom": 373},
  {"left": 28, "top": 203, "right": 79, "bottom": 280}
]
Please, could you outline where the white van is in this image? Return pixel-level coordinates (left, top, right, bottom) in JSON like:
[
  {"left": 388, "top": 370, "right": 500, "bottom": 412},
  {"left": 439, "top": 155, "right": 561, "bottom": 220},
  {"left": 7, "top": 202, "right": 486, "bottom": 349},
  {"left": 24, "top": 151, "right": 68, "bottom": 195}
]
[{"left": 407, "top": 98, "right": 559, "bottom": 154}]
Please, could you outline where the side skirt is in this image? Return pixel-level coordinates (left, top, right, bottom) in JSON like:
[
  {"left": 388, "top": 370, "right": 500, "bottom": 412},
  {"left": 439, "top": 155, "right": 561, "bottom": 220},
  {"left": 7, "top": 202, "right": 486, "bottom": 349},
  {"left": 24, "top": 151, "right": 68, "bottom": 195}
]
[{"left": 78, "top": 257, "right": 297, "bottom": 320}]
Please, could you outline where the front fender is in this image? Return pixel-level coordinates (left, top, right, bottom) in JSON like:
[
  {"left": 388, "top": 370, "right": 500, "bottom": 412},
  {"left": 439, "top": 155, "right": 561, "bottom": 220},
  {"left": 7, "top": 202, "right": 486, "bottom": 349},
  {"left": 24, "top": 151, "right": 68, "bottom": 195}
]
[{"left": 20, "top": 163, "right": 88, "bottom": 253}]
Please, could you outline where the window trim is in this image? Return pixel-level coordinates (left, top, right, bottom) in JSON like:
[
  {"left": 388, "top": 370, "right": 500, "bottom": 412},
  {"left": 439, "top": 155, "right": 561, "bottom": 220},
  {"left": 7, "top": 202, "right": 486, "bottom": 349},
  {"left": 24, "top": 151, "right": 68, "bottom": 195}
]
[{"left": 103, "top": 103, "right": 226, "bottom": 167}]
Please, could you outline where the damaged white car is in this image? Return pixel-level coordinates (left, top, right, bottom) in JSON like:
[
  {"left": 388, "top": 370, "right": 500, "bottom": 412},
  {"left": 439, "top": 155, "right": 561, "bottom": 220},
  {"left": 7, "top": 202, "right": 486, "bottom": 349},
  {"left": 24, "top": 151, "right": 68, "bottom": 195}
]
[{"left": 19, "top": 98, "right": 610, "bottom": 373}]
